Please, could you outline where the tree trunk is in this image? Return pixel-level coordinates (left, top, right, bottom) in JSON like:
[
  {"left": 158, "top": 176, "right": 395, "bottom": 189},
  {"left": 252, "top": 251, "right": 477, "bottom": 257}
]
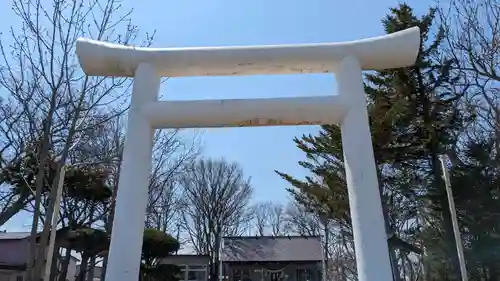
[
  {"left": 339, "top": 226, "right": 348, "bottom": 281},
  {"left": 376, "top": 169, "right": 400, "bottom": 281},
  {"left": 86, "top": 256, "right": 95, "bottom": 281},
  {"left": 58, "top": 249, "right": 72, "bottom": 281},
  {"left": 488, "top": 263, "right": 498, "bottom": 281},
  {"left": 0, "top": 197, "right": 30, "bottom": 227},
  {"left": 27, "top": 122, "right": 52, "bottom": 281},
  {"left": 322, "top": 220, "right": 329, "bottom": 281},
  {"left": 76, "top": 254, "right": 89, "bottom": 281},
  {"left": 100, "top": 256, "right": 108, "bottom": 281},
  {"left": 49, "top": 247, "right": 59, "bottom": 281},
  {"left": 34, "top": 163, "right": 66, "bottom": 279}
]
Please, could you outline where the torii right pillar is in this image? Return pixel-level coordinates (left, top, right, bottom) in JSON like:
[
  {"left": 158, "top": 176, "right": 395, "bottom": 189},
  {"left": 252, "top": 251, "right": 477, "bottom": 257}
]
[{"left": 338, "top": 56, "right": 393, "bottom": 281}]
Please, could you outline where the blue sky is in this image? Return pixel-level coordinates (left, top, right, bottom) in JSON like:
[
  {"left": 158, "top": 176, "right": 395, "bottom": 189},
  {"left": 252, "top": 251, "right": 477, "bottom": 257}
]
[{"left": 1, "top": 0, "right": 432, "bottom": 231}]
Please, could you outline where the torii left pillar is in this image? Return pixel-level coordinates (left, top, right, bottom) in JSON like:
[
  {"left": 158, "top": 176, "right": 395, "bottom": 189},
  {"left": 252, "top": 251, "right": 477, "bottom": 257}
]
[{"left": 105, "top": 64, "right": 160, "bottom": 281}]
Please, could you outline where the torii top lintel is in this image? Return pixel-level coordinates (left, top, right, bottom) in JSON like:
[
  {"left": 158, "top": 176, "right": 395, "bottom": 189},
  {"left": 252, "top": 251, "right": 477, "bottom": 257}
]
[{"left": 75, "top": 26, "right": 420, "bottom": 78}]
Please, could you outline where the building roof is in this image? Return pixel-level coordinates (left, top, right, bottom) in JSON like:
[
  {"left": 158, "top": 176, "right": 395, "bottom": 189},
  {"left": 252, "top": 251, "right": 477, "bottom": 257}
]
[
  {"left": 0, "top": 232, "right": 31, "bottom": 240},
  {"left": 221, "top": 236, "right": 323, "bottom": 262}
]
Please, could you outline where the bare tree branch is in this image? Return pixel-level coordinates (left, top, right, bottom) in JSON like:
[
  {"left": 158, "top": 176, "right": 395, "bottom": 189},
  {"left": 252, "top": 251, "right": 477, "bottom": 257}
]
[{"left": 180, "top": 158, "right": 252, "bottom": 281}]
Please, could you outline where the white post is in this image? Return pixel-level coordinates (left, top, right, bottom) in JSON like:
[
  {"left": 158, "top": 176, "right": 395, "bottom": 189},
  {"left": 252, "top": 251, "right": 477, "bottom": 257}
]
[
  {"left": 337, "top": 56, "right": 393, "bottom": 281},
  {"left": 439, "top": 155, "right": 468, "bottom": 281},
  {"left": 219, "top": 236, "right": 224, "bottom": 281},
  {"left": 105, "top": 63, "right": 160, "bottom": 281},
  {"left": 43, "top": 165, "right": 66, "bottom": 281},
  {"left": 319, "top": 234, "right": 327, "bottom": 281}
]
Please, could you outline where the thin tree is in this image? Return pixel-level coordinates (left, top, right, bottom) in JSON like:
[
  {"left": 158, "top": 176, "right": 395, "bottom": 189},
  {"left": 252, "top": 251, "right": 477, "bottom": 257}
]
[
  {"left": 146, "top": 129, "right": 201, "bottom": 234},
  {"left": 439, "top": 0, "right": 500, "bottom": 141},
  {"left": 268, "top": 202, "right": 286, "bottom": 236},
  {"left": 250, "top": 201, "right": 287, "bottom": 236},
  {"left": 250, "top": 201, "right": 272, "bottom": 236},
  {"left": 180, "top": 158, "right": 252, "bottom": 281},
  {"left": 284, "top": 202, "right": 321, "bottom": 236}
]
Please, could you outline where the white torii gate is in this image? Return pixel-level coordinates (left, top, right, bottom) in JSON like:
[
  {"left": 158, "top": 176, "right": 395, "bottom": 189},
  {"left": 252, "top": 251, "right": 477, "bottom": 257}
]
[{"left": 75, "top": 26, "right": 420, "bottom": 281}]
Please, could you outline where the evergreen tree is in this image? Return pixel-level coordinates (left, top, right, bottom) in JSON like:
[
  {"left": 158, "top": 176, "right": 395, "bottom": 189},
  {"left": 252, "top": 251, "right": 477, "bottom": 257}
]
[
  {"left": 276, "top": 4, "right": 465, "bottom": 280},
  {"left": 1, "top": 143, "right": 114, "bottom": 281},
  {"left": 450, "top": 135, "right": 500, "bottom": 280},
  {"left": 141, "top": 228, "right": 181, "bottom": 281}
]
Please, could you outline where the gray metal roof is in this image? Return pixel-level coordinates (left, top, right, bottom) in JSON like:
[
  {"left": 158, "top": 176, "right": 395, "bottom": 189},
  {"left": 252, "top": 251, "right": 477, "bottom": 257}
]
[
  {"left": 0, "top": 232, "right": 31, "bottom": 240},
  {"left": 221, "top": 236, "right": 323, "bottom": 262}
]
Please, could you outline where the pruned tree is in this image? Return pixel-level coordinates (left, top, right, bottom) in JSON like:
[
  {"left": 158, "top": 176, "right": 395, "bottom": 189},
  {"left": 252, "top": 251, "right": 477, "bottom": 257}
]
[
  {"left": 0, "top": 143, "right": 48, "bottom": 226},
  {"left": 56, "top": 164, "right": 113, "bottom": 281},
  {"left": 71, "top": 115, "right": 200, "bottom": 278},
  {"left": 140, "top": 228, "right": 181, "bottom": 281},
  {"left": 65, "top": 227, "right": 110, "bottom": 281},
  {"left": 0, "top": 0, "right": 156, "bottom": 278},
  {"left": 180, "top": 158, "right": 252, "bottom": 281},
  {"left": 1, "top": 145, "right": 113, "bottom": 281}
]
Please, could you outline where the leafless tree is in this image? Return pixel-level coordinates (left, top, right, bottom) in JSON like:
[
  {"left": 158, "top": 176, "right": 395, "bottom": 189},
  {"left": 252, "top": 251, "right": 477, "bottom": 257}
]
[
  {"left": 145, "top": 129, "right": 201, "bottom": 234},
  {"left": 250, "top": 201, "right": 287, "bottom": 236},
  {"left": 0, "top": 0, "right": 156, "bottom": 279},
  {"left": 180, "top": 158, "right": 252, "bottom": 281},
  {"left": 268, "top": 202, "right": 286, "bottom": 235},
  {"left": 439, "top": 0, "right": 500, "bottom": 139},
  {"left": 283, "top": 202, "right": 358, "bottom": 281},
  {"left": 250, "top": 202, "right": 270, "bottom": 236},
  {"left": 67, "top": 116, "right": 201, "bottom": 280},
  {"left": 284, "top": 202, "right": 321, "bottom": 236}
]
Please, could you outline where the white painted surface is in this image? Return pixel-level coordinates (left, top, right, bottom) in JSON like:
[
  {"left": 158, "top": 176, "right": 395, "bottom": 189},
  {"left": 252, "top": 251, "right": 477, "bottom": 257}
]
[
  {"left": 44, "top": 167, "right": 66, "bottom": 281},
  {"left": 337, "top": 57, "right": 392, "bottom": 280},
  {"left": 104, "top": 64, "right": 159, "bottom": 281},
  {"left": 75, "top": 27, "right": 421, "bottom": 281},
  {"left": 440, "top": 155, "right": 468, "bottom": 281},
  {"left": 143, "top": 95, "right": 349, "bottom": 129},
  {"left": 76, "top": 27, "right": 420, "bottom": 77}
]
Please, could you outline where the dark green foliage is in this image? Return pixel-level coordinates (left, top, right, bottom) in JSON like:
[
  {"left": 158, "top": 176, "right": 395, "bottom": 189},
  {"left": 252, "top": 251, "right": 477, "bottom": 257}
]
[
  {"left": 64, "top": 166, "right": 112, "bottom": 201},
  {"left": 364, "top": 9, "right": 465, "bottom": 277},
  {"left": 449, "top": 137, "right": 500, "bottom": 279},
  {"left": 275, "top": 126, "right": 349, "bottom": 228},
  {"left": 64, "top": 227, "right": 181, "bottom": 281},
  {"left": 1, "top": 148, "right": 53, "bottom": 195},
  {"left": 141, "top": 228, "right": 181, "bottom": 281},
  {"left": 277, "top": 3, "right": 467, "bottom": 280},
  {"left": 142, "top": 228, "right": 180, "bottom": 262},
  {"left": 0, "top": 142, "right": 112, "bottom": 227},
  {"left": 1, "top": 147, "right": 112, "bottom": 202},
  {"left": 57, "top": 226, "right": 109, "bottom": 255},
  {"left": 366, "top": 5, "right": 462, "bottom": 166},
  {"left": 61, "top": 226, "right": 111, "bottom": 281}
]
